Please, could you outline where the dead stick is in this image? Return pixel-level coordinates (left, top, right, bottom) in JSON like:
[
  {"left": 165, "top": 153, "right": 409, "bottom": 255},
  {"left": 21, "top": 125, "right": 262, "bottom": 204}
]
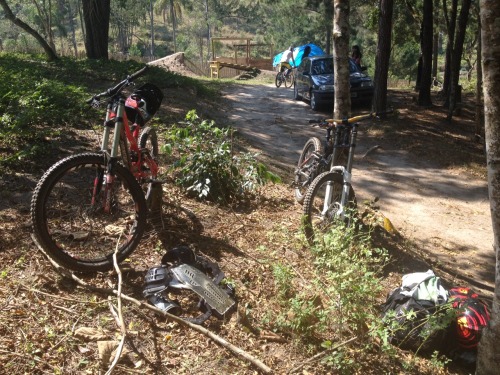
[
  {"left": 31, "top": 234, "right": 272, "bottom": 374},
  {"left": 287, "top": 336, "right": 357, "bottom": 374},
  {"left": 105, "top": 235, "right": 127, "bottom": 375}
]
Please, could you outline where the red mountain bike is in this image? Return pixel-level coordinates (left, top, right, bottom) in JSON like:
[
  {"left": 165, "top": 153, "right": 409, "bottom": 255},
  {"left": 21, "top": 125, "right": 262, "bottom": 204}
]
[{"left": 31, "top": 66, "right": 164, "bottom": 272}]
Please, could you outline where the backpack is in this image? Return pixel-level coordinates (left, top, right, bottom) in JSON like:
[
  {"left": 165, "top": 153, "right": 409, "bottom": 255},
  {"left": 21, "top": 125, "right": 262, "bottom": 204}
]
[{"left": 381, "top": 270, "right": 449, "bottom": 352}]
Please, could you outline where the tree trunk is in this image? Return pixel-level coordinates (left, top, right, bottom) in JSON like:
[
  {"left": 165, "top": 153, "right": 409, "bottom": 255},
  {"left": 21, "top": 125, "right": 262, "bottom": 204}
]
[
  {"left": 149, "top": 0, "right": 155, "bottom": 59},
  {"left": 418, "top": 0, "right": 433, "bottom": 106},
  {"left": 170, "top": 0, "right": 177, "bottom": 53},
  {"left": 332, "top": 0, "right": 350, "bottom": 119},
  {"left": 67, "top": 0, "right": 78, "bottom": 57},
  {"left": 476, "top": 1, "right": 500, "bottom": 373},
  {"left": 372, "top": 0, "right": 394, "bottom": 114},
  {"left": 475, "top": 14, "right": 483, "bottom": 140},
  {"left": 446, "top": 0, "right": 472, "bottom": 121},
  {"left": 432, "top": 31, "right": 438, "bottom": 79},
  {"left": 82, "top": 0, "right": 110, "bottom": 60},
  {"left": 442, "top": 0, "right": 458, "bottom": 101},
  {"left": 0, "top": 0, "right": 58, "bottom": 61}
]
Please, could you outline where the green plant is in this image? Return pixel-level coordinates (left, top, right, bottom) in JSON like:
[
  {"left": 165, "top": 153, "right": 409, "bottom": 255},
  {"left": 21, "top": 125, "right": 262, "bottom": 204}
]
[
  {"left": 163, "top": 110, "right": 280, "bottom": 203},
  {"left": 0, "top": 53, "right": 218, "bottom": 175},
  {"left": 272, "top": 263, "right": 295, "bottom": 300},
  {"left": 274, "top": 218, "right": 392, "bottom": 372},
  {"left": 429, "top": 350, "right": 452, "bottom": 370}
]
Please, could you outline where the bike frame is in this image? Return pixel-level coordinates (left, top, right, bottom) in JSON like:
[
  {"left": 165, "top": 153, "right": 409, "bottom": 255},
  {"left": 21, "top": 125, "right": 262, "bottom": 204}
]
[
  {"left": 295, "top": 122, "right": 345, "bottom": 185},
  {"left": 96, "top": 92, "right": 159, "bottom": 213}
]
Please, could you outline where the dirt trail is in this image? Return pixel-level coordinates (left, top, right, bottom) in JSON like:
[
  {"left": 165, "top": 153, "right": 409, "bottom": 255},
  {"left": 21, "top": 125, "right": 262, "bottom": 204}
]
[{"left": 221, "top": 81, "right": 495, "bottom": 298}]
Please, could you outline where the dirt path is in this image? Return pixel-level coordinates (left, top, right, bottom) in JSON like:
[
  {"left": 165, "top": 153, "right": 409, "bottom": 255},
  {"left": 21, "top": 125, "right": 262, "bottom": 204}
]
[{"left": 221, "top": 81, "right": 495, "bottom": 298}]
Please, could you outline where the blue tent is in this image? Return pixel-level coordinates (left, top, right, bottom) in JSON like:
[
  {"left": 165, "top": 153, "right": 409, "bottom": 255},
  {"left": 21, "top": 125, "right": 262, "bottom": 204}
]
[{"left": 272, "top": 43, "right": 325, "bottom": 68}]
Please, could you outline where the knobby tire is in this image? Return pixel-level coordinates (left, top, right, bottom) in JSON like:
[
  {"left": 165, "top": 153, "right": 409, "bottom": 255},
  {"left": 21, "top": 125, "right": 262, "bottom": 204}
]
[
  {"left": 139, "top": 126, "right": 160, "bottom": 209},
  {"left": 31, "top": 153, "right": 147, "bottom": 272},
  {"left": 275, "top": 72, "right": 283, "bottom": 88},
  {"left": 284, "top": 71, "right": 294, "bottom": 88},
  {"left": 295, "top": 137, "right": 324, "bottom": 204},
  {"left": 302, "top": 171, "right": 356, "bottom": 244}
]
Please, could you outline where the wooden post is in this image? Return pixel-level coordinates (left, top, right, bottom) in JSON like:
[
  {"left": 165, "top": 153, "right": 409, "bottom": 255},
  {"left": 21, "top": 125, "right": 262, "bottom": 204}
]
[{"left": 246, "top": 39, "right": 250, "bottom": 65}]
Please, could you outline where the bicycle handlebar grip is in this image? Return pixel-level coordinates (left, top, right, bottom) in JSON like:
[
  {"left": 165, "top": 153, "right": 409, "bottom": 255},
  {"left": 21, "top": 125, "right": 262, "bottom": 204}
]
[
  {"left": 374, "top": 108, "right": 394, "bottom": 117},
  {"left": 128, "top": 66, "right": 148, "bottom": 81}
]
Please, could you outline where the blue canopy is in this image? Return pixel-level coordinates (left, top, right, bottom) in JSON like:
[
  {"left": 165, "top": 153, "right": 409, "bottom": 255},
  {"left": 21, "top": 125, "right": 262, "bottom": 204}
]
[{"left": 272, "top": 43, "right": 325, "bottom": 68}]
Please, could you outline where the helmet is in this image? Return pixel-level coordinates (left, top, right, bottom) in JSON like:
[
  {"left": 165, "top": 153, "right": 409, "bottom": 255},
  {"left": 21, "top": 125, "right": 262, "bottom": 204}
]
[
  {"left": 449, "top": 287, "right": 490, "bottom": 349},
  {"left": 161, "top": 245, "right": 196, "bottom": 266},
  {"left": 125, "top": 83, "right": 164, "bottom": 126}
]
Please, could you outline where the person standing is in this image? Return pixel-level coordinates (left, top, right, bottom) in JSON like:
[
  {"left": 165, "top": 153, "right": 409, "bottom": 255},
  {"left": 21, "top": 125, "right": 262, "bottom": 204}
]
[{"left": 351, "top": 45, "right": 363, "bottom": 67}]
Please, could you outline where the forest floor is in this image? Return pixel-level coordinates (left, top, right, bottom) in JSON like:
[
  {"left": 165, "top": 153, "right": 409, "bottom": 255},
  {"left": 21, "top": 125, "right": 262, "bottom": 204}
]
[
  {"left": 0, "top": 57, "right": 494, "bottom": 374},
  {"left": 219, "top": 75, "right": 494, "bottom": 300}
]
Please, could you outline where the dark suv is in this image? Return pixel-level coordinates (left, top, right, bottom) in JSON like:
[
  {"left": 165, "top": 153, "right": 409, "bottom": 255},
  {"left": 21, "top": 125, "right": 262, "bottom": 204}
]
[{"left": 293, "top": 55, "right": 374, "bottom": 110}]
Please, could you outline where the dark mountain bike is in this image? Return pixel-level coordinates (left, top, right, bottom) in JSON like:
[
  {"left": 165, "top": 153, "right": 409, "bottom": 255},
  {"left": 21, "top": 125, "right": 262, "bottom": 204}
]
[
  {"left": 31, "top": 66, "right": 164, "bottom": 272},
  {"left": 302, "top": 110, "right": 392, "bottom": 244},
  {"left": 275, "top": 63, "right": 294, "bottom": 88},
  {"left": 293, "top": 118, "right": 351, "bottom": 204}
]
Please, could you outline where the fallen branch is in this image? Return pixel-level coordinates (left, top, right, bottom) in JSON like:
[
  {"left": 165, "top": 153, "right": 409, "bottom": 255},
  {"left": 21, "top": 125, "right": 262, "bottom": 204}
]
[
  {"left": 31, "top": 234, "right": 272, "bottom": 374},
  {"left": 361, "top": 145, "right": 380, "bottom": 159},
  {"left": 287, "top": 336, "right": 357, "bottom": 374},
  {"left": 105, "top": 235, "right": 127, "bottom": 375}
]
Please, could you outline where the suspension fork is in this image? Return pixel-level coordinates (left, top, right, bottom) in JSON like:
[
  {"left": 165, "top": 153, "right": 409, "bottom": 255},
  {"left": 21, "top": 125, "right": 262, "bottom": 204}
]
[
  {"left": 95, "top": 98, "right": 126, "bottom": 213},
  {"left": 323, "top": 123, "right": 358, "bottom": 219}
]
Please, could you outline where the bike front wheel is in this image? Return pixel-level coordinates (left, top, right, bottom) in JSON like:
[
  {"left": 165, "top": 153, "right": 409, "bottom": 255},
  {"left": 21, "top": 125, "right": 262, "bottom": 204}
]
[
  {"left": 31, "top": 153, "right": 148, "bottom": 272},
  {"left": 302, "top": 171, "right": 356, "bottom": 244},
  {"left": 294, "top": 137, "right": 324, "bottom": 204},
  {"left": 275, "top": 72, "right": 283, "bottom": 88},
  {"left": 284, "top": 71, "right": 294, "bottom": 88}
]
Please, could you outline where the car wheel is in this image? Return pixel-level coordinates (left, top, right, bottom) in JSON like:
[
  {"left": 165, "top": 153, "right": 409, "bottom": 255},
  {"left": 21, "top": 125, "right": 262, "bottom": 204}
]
[
  {"left": 293, "top": 82, "right": 301, "bottom": 100},
  {"left": 310, "top": 92, "right": 319, "bottom": 111}
]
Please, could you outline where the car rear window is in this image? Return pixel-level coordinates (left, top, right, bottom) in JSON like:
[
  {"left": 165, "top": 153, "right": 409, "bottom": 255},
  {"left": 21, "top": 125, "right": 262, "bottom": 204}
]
[{"left": 311, "top": 59, "right": 333, "bottom": 75}]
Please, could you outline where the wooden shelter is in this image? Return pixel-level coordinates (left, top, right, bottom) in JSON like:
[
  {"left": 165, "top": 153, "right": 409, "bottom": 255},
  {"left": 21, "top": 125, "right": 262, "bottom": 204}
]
[{"left": 209, "top": 37, "right": 273, "bottom": 78}]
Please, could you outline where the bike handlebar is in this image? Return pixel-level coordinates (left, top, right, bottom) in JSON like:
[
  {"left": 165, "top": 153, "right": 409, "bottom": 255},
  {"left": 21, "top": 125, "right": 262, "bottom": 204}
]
[
  {"left": 309, "top": 108, "right": 394, "bottom": 127},
  {"left": 86, "top": 66, "right": 148, "bottom": 104}
]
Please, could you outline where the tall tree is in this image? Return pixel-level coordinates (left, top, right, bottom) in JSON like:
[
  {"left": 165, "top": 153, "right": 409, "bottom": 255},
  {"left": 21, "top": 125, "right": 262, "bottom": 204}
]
[
  {"left": 148, "top": 0, "right": 155, "bottom": 58},
  {"left": 372, "top": 0, "right": 393, "bottom": 114},
  {"left": 81, "top": 0, "right": 110, "bottom": 59},
  {"left": 418, "top": 0, "right": 433, "bottom": 106},
  {"left": 441, "top": 0, "right": 458, "bottom": 97},
  {"left": 446, "top": 0, "right": 472, "bottom": 120},
  {"left": 332, "top": 0, "right": 350, "bottom": 118},
  {"left": 476, "top": 1, "right": 500, "bottom": 373},
  {"left": 32, "top": 0, "right": 56, "bottom": 52},
  {"left": 155, "top": 0, "right": 183, "bottom": 53},
  {"left": 475, "top": 9, "right": 483, "bottom": 140},
  {"left": 0, "top": 0, "right": 57, "bottom": 60}
]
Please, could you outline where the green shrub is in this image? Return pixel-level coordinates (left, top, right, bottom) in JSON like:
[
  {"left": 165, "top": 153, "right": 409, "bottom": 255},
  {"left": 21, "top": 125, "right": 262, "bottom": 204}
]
[
  {"left": 163, "top": 110, "right": 280, "bottom": 203},
  {"left": 0, "top": 53, "right": 216, "bottom": 173},
  {"left": 273, "top": 219, "right": 391, "bottom": 372}
]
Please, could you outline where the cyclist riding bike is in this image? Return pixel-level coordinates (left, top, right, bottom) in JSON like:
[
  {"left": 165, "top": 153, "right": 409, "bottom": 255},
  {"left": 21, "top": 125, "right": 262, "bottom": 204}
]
[
  {"left": 275, "top": 46, "right": 296, "bottom": 88},
  {"left": 280, "top": 45, "right": 296, "bottom": 78}
]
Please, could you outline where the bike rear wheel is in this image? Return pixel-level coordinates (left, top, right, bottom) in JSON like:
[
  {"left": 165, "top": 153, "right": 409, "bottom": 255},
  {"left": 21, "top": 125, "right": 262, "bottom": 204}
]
[
  {"left": 139, "top": 126, "right": 159, "bottom": 160},
  {"left": 302, "top": 171, "right": 356, "bottom": 245},
  {"left": 31, "top": 153, "right": 147, "bottom": 272},
  {"left": 294, "top": 137, "right": 324, "bottom": 204},
  {"left": 139, "top": 126, "right": 160, "bottom": 209}
]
